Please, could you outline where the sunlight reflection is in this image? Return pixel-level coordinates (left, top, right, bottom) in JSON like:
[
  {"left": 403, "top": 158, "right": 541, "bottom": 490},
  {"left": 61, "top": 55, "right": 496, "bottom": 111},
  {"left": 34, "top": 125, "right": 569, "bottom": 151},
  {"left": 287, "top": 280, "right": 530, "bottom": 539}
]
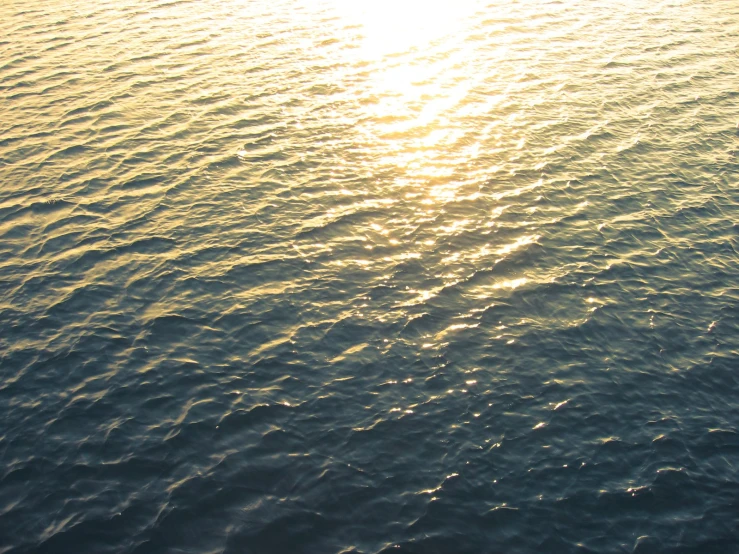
[
  {"left": 328, "top": 0, "right": 487, "bottom": 195},
  {"left": 331, "top": 0, "right": 483, "bottom": 57}
]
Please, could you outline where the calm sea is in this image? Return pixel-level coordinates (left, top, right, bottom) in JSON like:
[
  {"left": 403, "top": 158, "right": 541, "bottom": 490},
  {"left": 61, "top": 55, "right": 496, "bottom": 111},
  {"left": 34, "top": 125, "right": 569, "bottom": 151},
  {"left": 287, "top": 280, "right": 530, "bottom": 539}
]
[{"left": 2, "top": 0, "right": 739, "bottom": 552}]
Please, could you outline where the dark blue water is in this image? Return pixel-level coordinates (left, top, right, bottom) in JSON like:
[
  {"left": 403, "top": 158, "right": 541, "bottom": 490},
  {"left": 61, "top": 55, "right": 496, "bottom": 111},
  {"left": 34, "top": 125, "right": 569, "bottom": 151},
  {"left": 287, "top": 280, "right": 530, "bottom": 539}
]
[{"left": 2, "top": 0, "right": 739, "bottom": 552}]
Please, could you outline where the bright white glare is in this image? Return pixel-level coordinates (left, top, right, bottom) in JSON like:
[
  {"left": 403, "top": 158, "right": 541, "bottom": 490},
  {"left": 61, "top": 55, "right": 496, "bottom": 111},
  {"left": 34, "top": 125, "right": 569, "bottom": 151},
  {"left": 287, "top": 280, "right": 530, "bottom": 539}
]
[{"left": 330, "top": 0, "right": 483, "bottom": 57}]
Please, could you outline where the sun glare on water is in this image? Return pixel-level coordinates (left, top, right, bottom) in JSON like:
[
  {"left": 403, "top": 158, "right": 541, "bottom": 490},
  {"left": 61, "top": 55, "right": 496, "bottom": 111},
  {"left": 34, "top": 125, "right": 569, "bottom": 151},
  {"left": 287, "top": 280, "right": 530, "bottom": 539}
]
[
  {"left": 331, "top": 0, "right": 483, "bottom": 57},
  {"left": 311, "top": 0, "right": 492, "bottom": 199}
]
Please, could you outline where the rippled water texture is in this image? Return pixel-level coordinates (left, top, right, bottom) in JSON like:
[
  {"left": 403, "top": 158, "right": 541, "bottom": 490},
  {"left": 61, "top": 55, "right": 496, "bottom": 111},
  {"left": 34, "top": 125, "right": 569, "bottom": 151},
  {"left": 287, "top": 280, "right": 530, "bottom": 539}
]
[{"left": 2, "top": 0, "right": 739, "bottom": 552}]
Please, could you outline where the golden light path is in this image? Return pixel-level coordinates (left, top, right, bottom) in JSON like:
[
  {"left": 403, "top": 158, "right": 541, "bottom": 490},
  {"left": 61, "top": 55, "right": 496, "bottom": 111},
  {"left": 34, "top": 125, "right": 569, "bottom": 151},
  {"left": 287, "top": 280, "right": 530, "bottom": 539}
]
[
  {"left": 315, "top": 0, "right": 535, "bottom": 323},
  {"left": 288, "top": 0, "right": 540, "bottom": 349}
]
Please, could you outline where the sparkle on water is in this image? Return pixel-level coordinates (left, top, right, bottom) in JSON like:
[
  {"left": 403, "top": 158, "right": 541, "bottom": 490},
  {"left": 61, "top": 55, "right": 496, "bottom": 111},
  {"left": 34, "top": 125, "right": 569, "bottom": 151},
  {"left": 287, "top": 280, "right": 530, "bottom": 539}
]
[{"left": 1, "top": 0, "right": 739, "bottom": 552}]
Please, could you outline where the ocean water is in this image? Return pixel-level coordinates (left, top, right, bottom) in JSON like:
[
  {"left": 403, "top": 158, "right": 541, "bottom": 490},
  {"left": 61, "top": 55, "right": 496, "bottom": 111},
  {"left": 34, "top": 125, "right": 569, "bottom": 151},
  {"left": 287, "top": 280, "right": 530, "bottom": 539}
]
[{"left": 1, "top": 0, "right": 739, "bottom": 552}]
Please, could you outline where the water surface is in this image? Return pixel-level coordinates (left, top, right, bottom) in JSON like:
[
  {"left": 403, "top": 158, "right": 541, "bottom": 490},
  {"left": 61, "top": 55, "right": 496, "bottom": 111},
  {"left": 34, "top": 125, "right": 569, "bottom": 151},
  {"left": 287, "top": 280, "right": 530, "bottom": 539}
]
[{"left": 2, "top": 0, "right": 739, "bottom": 552}]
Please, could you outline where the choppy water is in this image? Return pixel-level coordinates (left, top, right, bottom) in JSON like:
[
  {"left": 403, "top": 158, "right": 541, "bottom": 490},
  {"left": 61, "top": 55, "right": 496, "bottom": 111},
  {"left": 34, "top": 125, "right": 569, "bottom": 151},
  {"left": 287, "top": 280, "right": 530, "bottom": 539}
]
[{"left": 2, "top": 0, "right": 739, "bottom": 552}]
